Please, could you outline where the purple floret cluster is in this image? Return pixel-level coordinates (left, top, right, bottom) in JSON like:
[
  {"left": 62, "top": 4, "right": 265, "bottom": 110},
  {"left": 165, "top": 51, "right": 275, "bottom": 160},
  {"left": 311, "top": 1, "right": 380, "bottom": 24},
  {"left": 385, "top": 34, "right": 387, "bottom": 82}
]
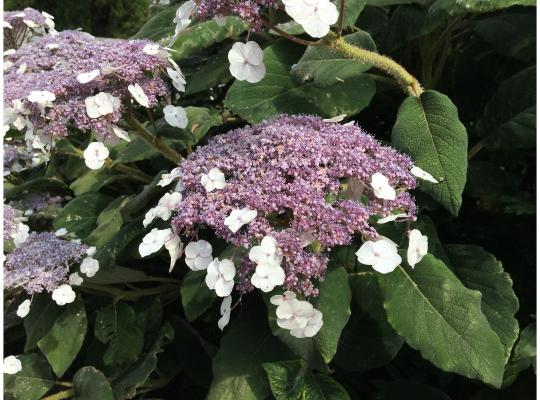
[
  {"left": 4, "top": 8, "right": 53, "bottom": 48},
  {"left": 4, "top": 232, "right": 88, "bottom": 294},
  {"left": 195, "top": 0, "right": 277, "bottom": 29},
  {"left": 4, "top": 30, "right": 170, "bottom": 140},
  {"left": 172, "top": 115, "right": 417, "bottom": 296}
]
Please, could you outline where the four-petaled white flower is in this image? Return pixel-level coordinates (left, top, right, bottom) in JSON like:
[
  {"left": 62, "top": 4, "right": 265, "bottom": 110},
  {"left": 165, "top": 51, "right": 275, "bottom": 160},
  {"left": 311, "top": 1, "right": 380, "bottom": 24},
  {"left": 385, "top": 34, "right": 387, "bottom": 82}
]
[
  {"left": 86, "top": 246, "right": 97, "bottom": 257},
  {"left": 163, "top": 105, "right": 188, "bottom": 128},
  {"left": 4, "top": 356, "right": 22, "bottom": 375},
  {"left": 173, "top": 0, "right": 196, "bottom": 34},
  {"left": 12, "top": 222, "right": 30, "bottom": 248},
  {"left": 27, "top": 90, "right": 55, "bottom": 114},
  {"left": 143, "top": 43, "right": 161, "bottom": 55},
  {"left": 271, "top": 292, "right": 324, "bottom": 338},
  {"left": 83, "top": 142, "right": 109, "bottom": 170},
  {"left": 80, "top": 257, "right": 100, "bottom": 277},
  {"left": 251, "top": 262, "right": 286, "bottom": 292},
  {"left": 167, "top": 59, "right": 187, "bottom": 92},
  {"left": 249, "top": 236, "right": 282, "bottom": 266},
  {"left": 283, "top": 0, "right": 339, "bottom": 38},
  {"left": 218, "top": 295, "right": 232, "bottom": 330},
  {"left": 370, "top": 172, "right": 396, "bottom": 200},
  {"left": 164, "top": 233, "right": 184, "bottom": 272},
  {"left": 224, "top": 207, "right": 257, "bottom": 233},
  {"left": 85, "top": 92, "right": 120, "bottom": 118},
  {"left": 407, "top": 229, "right": 428, "bottom": 268},
  {"left": 201, "top": 168, "right": 226, "bottom": 192},
  {"left": 290, "top": 309, "right": 323, "bottom": 338},
  {"left": 356, "top": 238, "right": 402, "bottom": 274},
  {"left": 185, "top": 240, "right": 213, "bottom": 271},
  {"left": 411, "top": 166, "right": 439, "bottom": 184},
  {"left": 139, "top": 228, "right": 173, "bottom": 257},
  {"left": 16, "top": 299, "right": 31, "bottom": 318},
  {"left": 76, "top": 69, "right": 100, "bottom": 84},
  {"left": 228, "top": 41, "right": 266, "bottom": 83},
  {"left": 205, "top": 258, "right": 236, "bottom": 297},
  {"left": 128, "top": 83, "right": 150, "bottom": 108},
  {"left": 51, "top": 284, "right": 76, "bottom": 306},
  {"left": 144, "top": 192, "right": 183, "bottom": 227},
  {"left": 158, "top": 167, "right": 182, "bottom": 187},
  {"left": 377, "top": 213, "right": 408, "bottom": 224},
  {"left": 69, "top": 272, "right": 83, "bottom": 286}
]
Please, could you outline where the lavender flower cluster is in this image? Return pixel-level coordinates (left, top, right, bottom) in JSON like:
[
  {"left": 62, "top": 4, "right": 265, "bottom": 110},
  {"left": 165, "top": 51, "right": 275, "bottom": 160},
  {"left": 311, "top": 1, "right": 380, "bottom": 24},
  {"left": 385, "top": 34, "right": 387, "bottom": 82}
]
[
  {"left": 173, "top": 115, "right": 417, "bottom": 295},
  {"left": 4, "top": 8, "right": 55, "bottom": 49},
  {"left": 195, "top": 0, "right": 277, "bottom": 29},
  {"left": 4, "top": 29, "right": 169, "bottom": 140},
  {"left": 4, "top": 232, "right": 88, "bottom": 294}
]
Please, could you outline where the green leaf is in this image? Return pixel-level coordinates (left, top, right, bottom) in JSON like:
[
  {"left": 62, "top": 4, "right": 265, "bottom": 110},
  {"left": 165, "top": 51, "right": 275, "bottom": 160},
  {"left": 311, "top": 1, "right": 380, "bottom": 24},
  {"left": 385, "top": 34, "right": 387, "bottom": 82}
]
[
  {"left": 503, "top": 322, "right": 536, "bottom": 386},
  {"left": 334, "top": 271, "right": 403, "bottom": 372},
  {"left": 291, "top": 31, "right": 376, "bottom": 87},
  {"left": 183, "top": 106, "right": 223, "bottom": 143},
  {"left": 131, "top": 4, "right": 177, "bottom": 41},
  {"left": 95, "top": 219, "right": 143, "bottom": 269},
  {"left": 94, "top": 302, "right": 144, "bottom": 367},
  {"left": 185, "top": 49, "right": 232, "bottom": 95},
  {"left": 112, "top": 323, "right": 174, "bottom": 399},
  {"left": 376, "top": 379, "right": 451, "bottom": 400},
  {"left": 312, "top": 267, "right": 352, "bottom": 363},
  {"left": 5, "top": 177, "right": 67, "bottom": 201},
  {"left": 181, "top": 270, "right": 216, "bottom": 321},
  {"left": 53, "top": 193, "right": 113, "bottom": 238},
  {"left": 207, "top": 304, "right": 293, "bottom": 400},
  {"left": 87, "top": 266, "right": 149, "bottom": 285},
  {"left": 69, "top": 168, "right": 115, "bottom": 196},
  {"left": 429, "top": 0, "right": 535, "bottom": 17},
  {"left": 378, "top": 255, "right": 506, "bottom": 387},
  {"left": 392, "top": 90, "right": 468, "bottom": 216},
  {"left": 38, "top": 295, "right": 87, "bottom": 377},
  {"left": 4, "top": 353, "right": 54, "bottom": 400},
  {"left": 478, "top": 67, "right": 536, "bottom": 150},
  {"left": 24, "top": 295, "right": 63, "bottom": 351},
  {"left": 263, "top": 359, "right": 307, "bottom": 400},
  {"left": 73, "top": 367, "right": 114, "bottom": 400},
  {"left": 302, "top": 374, "right": 351, "bottom": 400},
  {"left": 335, "top": 0, "right": 366, "bottom": 28},
  {"left": 171, "top": 17, "right": 248, "bottom": 59},
  {"left": 86, "top": 196, "right": 128, "bottom": 247},
  {"left": 225, "top": 41, "right": 376, "bottom": 123},
  {"left": 446, "top": 244, "right": 519, "bottom": 361}
]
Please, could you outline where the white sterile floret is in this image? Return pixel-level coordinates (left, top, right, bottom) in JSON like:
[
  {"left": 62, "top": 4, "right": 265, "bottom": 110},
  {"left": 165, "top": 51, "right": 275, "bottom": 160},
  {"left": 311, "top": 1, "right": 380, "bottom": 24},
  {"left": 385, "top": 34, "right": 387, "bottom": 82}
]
[
  {"left": 276, "top": 298, "right": 313, "bottom": 329},
  {"left": 69, "top": 272, "right": 83, "bottom": 286},
  {"left": 76, "top": 69, "right": 100, "bottom": 84},
  {"left": 356, "top": 238, "right": 402, "bottom": 274},
  {"left": 4, "top": 21, "right": 13, "bottom": 29},
  {"left": 83, "top": 142, "right": 109, "bottom": 170},
  {"left": 4, "top": 356, "right": 22, "bottom": 375},
  {"left": 156, "top": 192, "right": 183, "bottom": 220},
  {"left": 323, "top": 114, "right": 347, "bottom": 123},
  {"left": 228, "top": 41, "right": 266, "bottom": 83},
  {"left": 200, "top": 168, "right": 226, "bottom": 192},
  {"left": 185, "top": 240, "right": 213, "bottom": 271},
  {"left": 23, "top": 19, "right": 37, "bottom": 28},
  {"left": 4, "top": 49, "right": 16, "bottom": 56},
  {"left": 205, "top": 258, "right": 236, "bottom": 297},
  {"left": 167, "top": 59, "right": 186, "bottom": 92},
  {"left": 411, "top": 166, "right": 439, "bottom": 183},
  {"left": 55, "top": 228, "right": 68, "bottom": 236},
  {"left": 85, "top": 92, "right": 120, "bottom": 118},
  {"left": 158, "top": 167, "right": 182, "bottom": 187},
  {"left": 143, "top": 43, "right": 161, "bottom": 55},
  {"left": 109, "top": 124, "right": 130, "bottom": 142},
  {"left": 86, "top": 246, "right": 97, "bottom": 257},
  {"left": 27, "top": 90, "right": 55, "bottom": 114},
  {"left": 218, "top": 295, "right": 232, "bottom": 330},
  {"left": 407, "top": 229, "right": 428, "bottom": 268},
  {"left": 283, "top": 0, "right": 339, "bottom": 38},
  {"left": 163, "top": 105, "right": 188, "bottom": 128},
  {"left": 164, "top": 233, "right": 184, "bottom": 272},
  {"left": 16, "top": 63, "right": 27, "bottom": 74},
  {"left": 290, "top": 309, "right": 323, "bottom": 338},
  {"left": 128, "top": 83, "right": 150, "bottom": 108},
  {"left": 16, "top": 299, "right": 31, "bottom": 318},
  {"left": 139, "top": 228, "right": 173, "bottom": 257},
  {"left": 46, "top": 43, "right": 59, "bottom": 49},
  {"left": 51, "top": 284, "right": 76, "bottom": 306},
  {"left": 13, "top": 223, "right": 30, "bottom": 247},
  {"left": 173, "top": 0, "right": 196, "bottom": 34},
  {"left": 377, "top": 213, "right": 408, "bottom": 224},
  {"left": 224, "top": 207, "right": 257, "bottom": 233},
  {"left": 80, "top": 257, "right": 100, "bottom": 278},
  {"left": 249, "top": 236, "right": 282, "bottom": 266},
  {"left": 370, "top": 172, "right": 396, "bottom": 201},
  {"left": 143, "top": 207, "right": 158, "bottom": 228},
  {"left": 251, "top": 262, "right": 286, "bottom": 292}
]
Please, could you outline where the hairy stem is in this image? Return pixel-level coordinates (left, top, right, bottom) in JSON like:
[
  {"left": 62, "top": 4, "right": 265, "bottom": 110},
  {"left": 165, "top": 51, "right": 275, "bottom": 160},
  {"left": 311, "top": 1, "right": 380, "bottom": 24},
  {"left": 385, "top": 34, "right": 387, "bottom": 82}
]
[
  {"left": 42, "top": 389, "right": 75, "bottom": 400},
  {"left": 125, "top": 114, "right": 182, "bottom": 164},
  {"left": 330, "top": 35, "right": 424, "bottom": 97}
]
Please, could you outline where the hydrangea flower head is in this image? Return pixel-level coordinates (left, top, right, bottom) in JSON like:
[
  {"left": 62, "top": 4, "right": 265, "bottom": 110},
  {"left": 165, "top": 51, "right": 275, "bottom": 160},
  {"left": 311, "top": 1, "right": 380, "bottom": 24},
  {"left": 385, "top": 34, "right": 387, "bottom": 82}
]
[{"left": 173, "top": 115, "right": 418, "bottom": 296}]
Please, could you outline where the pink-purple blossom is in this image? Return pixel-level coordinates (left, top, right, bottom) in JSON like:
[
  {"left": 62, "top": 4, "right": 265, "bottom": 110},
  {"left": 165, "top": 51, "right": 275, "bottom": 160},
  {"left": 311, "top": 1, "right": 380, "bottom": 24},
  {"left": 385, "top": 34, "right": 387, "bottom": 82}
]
[
  {"left": 195, "top": 0, "right": 278, "bottom": 30},
  {"left": 172, "top": 115, "right": 417, "bottom": 296}
]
